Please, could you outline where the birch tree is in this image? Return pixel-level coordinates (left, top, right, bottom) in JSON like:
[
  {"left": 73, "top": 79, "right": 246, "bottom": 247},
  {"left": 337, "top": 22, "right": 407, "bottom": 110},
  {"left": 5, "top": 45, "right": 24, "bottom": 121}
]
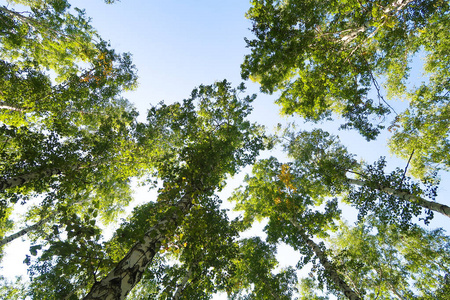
[
  {"left": 327, "top": 218, "right": 450, "bottom": 299},
  {"left": 286, "top": 129, "right": 447, "bottom": 225},
  {"left": 15, "top": 80, "right": 264, "bottom": 300},
  {"left": 116, "top": 197, "right": 240, "bottom": 300},
  {"left": 242, "top": 0, "right": 450, "bottom": 178},
  {"left": 81, "top": 80, "right": 264, "bottom": 300},
  {"left": 0, "top": 0, "right": 145, "bottom": 257},
  {"left": 123, "top": 200, "right": 298, "bottom": 300},
  {"left": 231, "top": 157, "right": 360, "bottom": 299}
]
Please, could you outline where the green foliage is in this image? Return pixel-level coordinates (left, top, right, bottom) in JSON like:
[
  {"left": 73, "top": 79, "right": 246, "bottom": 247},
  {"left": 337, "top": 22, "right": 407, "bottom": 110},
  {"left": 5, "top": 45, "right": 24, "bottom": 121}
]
[
  {"left": 285, "top": 129, "right": 439, "bottom": 228},
  {"left": 285, "top": 128, "right": 358, "bottom": 192},
  {"left": 228, "top": 238, "right": 298, "bottom": 300},
  {"left": 347, "top": 157, "right": 435, "bottom": 228},
  {"left": 26, "top": 214, "right": 108, "bottom": 300},
  {"left": 232, "top": 127, "right": 448, "bottom": 298},
  {"left": 243, "top": 0, "right": 450, "bottom": 175},
  {"left": 0, "top": 0, "right": 144, "bottom": 259},
  {"left": 328, "top": 218, "right": 450, "bottom": 299},
  {"left": 231, "top": 154, "right": 343, "bottom": 295},
  {"left": 389, "top": 9, "right": 450, "bottom": 179},
  {"left": 298, "top": 278, "right": 330, "bottom": 300},
  {"left": 0, "top": 276, "right": 28, "bottom": 300},
  {"left": 1, "top": 1, "right": 95, "bottom": 79},
  {"left": 139, "top": 80, "right": 265, "bottom": 191}
]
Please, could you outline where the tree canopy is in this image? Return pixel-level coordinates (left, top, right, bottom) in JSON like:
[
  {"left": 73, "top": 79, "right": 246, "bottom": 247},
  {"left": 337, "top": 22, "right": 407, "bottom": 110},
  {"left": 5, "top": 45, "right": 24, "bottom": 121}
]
[{"left": 242, "top": 0, "right": 450, "bottom": 179}]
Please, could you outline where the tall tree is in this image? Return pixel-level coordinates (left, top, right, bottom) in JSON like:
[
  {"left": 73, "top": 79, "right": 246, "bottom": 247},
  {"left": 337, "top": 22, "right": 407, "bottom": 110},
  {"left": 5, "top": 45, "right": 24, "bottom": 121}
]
[
  {"left": 242, "top": 0, "right": 450, "bottom": 178},
  {"left": 0, "top": 0, "right": 145, "bottom": 257},
  {"left": 327, "top": 218, "right": 450, "bottom": 299},
  {"left": 119, "top": 199, "right": 297, "bottom": 300},
  {"left": 285, "top": 128, "right": 448, "bottom": 224},
  {"left": 81, "top": 80, "right": 265, "bottom": 300},
  {"left": 232, "top": 157, "right": 360, "bottom": 299},
  {"left": 1, "top": 0, "right": 139, "bottom": 188}
]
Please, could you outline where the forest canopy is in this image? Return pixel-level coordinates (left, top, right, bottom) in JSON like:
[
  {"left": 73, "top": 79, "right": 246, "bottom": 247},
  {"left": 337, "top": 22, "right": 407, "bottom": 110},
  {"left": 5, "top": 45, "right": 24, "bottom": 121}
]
[{"left": 1, "top": 0, "right": 449, "bottom": 299}]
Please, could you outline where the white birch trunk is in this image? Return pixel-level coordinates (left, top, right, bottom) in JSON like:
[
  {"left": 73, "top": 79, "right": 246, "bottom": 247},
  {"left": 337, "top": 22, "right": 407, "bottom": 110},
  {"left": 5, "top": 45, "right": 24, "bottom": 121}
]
[
  {"left": 290, "top": 219, "right": 361, "bottom": 300},
  {"left": 347, "top": 178, "right": 450, "bottom": 218},
  {"left": 0, "top": 168, "right": 62, "bottom": 191},
  {"left": 172, "top": 268, "right": 192, "bottom": 300},
  {"left": 0, "top": 103, "right": 26, "bottom": 112},
  {"left": 0, "top": 213, "right": 56, "bottom": 247},
  {"left": 338, "top": 0, "right": 413, "bottom": 45},
  {"left": 82, "top": 191, "right": 194, "bottom": 300}
]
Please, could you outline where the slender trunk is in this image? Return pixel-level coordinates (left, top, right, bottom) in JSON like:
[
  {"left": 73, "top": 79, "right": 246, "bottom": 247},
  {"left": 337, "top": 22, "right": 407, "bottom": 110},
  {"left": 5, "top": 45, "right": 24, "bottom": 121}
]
[
  {"left": 82, "top": 191, "right": 194, "bottom": 300},
  {"left": 347, "top": 178, "right": 450, "bottom": 218},
  {"left": 0, "top": 101, "right": 104, "bottom": 116},
  {"left": 0, "top": 102, "right": 27, "bottom": 112},
  {"left": 389, "top": 284, "right": 406, "bottom": 300},
  {"left": 382, "top": 0, "right": 414, "bottom": 16},
  {"left": 0, "top": 6, "right": 76, "bottom": 42},
  {"left": 290, "top": 219, "right": 361, "bottom": 300},
  {"left": 0, "top": 6, "right": 36, "bottom": 27},
  {"left": 0, "top": 161, "right": 99, "bottom": 191},
  {"left": 0, "top": 168, "right": 62, "bottom": 191},
  {"left": 0, "top": 212, "right": 56, "bottom": 247},
  {"left": 260, "top": 276, "right": 281, "bottom": 300},
  {"left": 0, "top": 195, "right": 91, "bottom": 247},
  {"left": 172, "top": 268, "right": 192, "bottom": 300}
]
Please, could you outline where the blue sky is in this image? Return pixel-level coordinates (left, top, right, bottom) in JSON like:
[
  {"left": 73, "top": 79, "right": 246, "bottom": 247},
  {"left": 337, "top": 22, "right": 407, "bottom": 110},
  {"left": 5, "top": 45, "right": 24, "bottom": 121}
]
[
  {"left": 75, "top": 0, "right": 256, "bottom": 109},
  {"left": 2, "top": 0, "right": 449, "bottom": 298}
]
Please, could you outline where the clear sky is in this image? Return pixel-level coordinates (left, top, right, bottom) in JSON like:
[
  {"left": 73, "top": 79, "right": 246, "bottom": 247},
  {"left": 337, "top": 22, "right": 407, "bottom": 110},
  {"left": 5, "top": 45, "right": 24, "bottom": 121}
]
[{"left": 1, "top": 0, "right": 449, "bottom": 299}]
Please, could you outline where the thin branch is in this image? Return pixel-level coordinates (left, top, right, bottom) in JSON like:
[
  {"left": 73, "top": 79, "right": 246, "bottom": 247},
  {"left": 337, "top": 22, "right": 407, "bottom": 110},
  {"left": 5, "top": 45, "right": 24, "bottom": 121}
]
[
  {"left": 0, "top": 103, "right": 28, "bottom": 112},
  {"left": 0, "top": 6, "right": 98, "bottom": 45},
  {"left": 399, "top": 149, "right": 415, "bottom": 188}
]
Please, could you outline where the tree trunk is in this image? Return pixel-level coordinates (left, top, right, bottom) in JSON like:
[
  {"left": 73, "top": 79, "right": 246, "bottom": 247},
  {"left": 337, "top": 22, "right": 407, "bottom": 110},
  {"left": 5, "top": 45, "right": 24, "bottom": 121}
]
[
  {"left": 0, "top": 212, "right": 56, "bottom": 247},
  {"left": 82, "top": 191, "right": 194, "bottom": 300},
  {"left": 347, "top": 178, "right": 450, "bottom": 218},
  {"left": 290, "top": 218, "right": 361, "bottom": 300},
  {"left": 0, "top": 162, "right": 95, "bottom": 191},
  {"left": 172, "top": 268, "right": 192, "bottom": 300},
  {"left": 0, "top": 102, "right": 26, "bottom": 112},
  {"left": 0, "top": 168, "right": 62, "bottom": 191},
  {"left": 0, "top": 195, "right": 91, "bottom": 247},
  {"left": 389, "top": 283, "right": 407, "bottom": 300},
  {"left": 0, "top": 6, "right": 64, "bottom": 39}
]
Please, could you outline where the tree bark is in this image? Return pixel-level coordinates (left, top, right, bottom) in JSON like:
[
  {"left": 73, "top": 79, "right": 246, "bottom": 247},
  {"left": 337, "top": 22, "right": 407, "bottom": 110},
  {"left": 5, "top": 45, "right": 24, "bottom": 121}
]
[
  {"left": 290, "top": 218, "right": 361, "bottom": 300},
  {"left": 0, "top": 102, "right": 27, "bottom": 112},
  {"left": 0, "top": 6, "right": 35, "bottom": 26},
  {"left": 0, "top": 162, "right": 96, "bottom": 191},
  {"left": 0, "top": 212, "right": 56, "bottom": 247},
  {"left": 0, "top": 168, "right": 62, "bottom": 191},
  {"left": 172, "top": 268, "right": 192, "bottom": 300},
  {"left": 389, "top": 283, "right": 406, "bottom": 300},
  {"left": 0, "top": 196, "right": 91, "bottom": 247},
  {"left": 347, "top": 178, "right": 450, "bottom": 218},
  {"left": 82, "top": 191, "right": 194, "bottom": 300}
]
